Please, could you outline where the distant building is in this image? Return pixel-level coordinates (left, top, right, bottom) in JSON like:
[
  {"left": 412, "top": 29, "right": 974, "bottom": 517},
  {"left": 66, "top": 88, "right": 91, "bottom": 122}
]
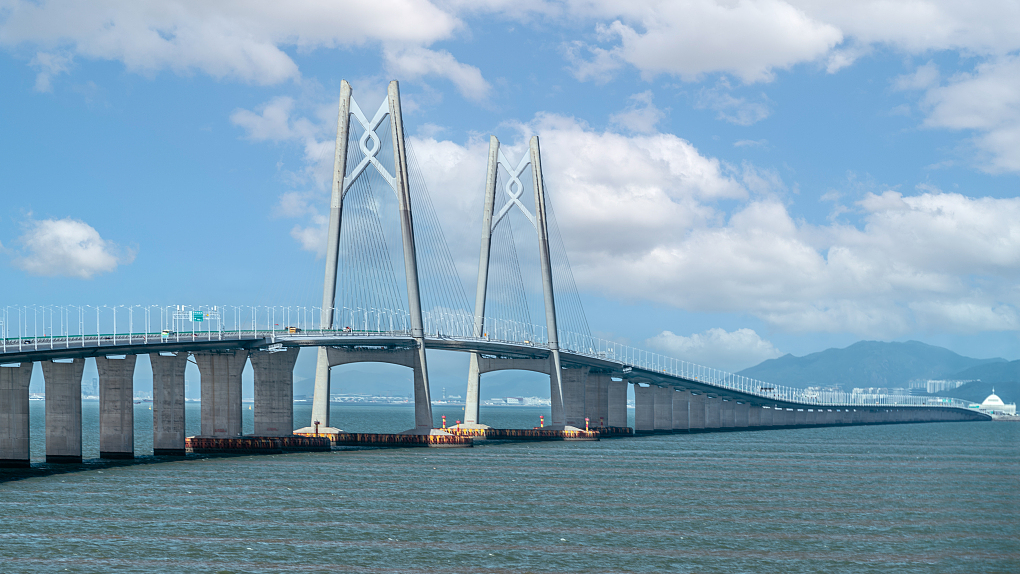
[{"left": 975, "top": 390, "right": 1016, "bottom": 417}]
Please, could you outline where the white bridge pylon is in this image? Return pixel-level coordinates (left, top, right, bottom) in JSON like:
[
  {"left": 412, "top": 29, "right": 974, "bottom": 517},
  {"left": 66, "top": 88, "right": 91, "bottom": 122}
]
[
  {"left": 460, "top": 135, "right": 569, "bottom": 430},
  {"left": 303, "top": 79, "right": 437, "bottom": 435}
]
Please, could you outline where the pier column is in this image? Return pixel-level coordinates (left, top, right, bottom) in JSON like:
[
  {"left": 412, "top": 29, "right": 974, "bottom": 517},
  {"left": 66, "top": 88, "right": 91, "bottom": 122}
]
[
  {"left": 0, "top": 363, "right": 33, "bottom": 467},
  {"left": 593, "top": 372, "right": 610, "bottom": 427},
  {"left": 150, "top": 352, "right": 187, "bottom": 456},
  {"left": 735, "top": 402, "right": 750, "bottom": 428},
  {"left": 720, "top": 400, "right": 735, "bottom": 428},
  {"left": 705, "top": 396, "right": 721, "bottom": 429},
  {"left": 608, "top": 379, "right": 628, "bottom": 427},
  {"left": 634, "top": 384, "right": 655, "bottom": 434},
  {"left": 250, "top": 347, "right": 299, "bottom": 437},
  {"left": 689, "top": 393, "right": 705, "bottom": 431},
  {"left": 584, "top": 371, "right": 599, "bottom": 427},
  {"left": 96, "top": 355, "right": 136, "bottom": 459},
  {"left": 43, "top": 358, "right": 85, "bottom": 463},
  {"left": 758, "top": 406, "right": 773, "bottom": 427},
  {"left": 195, "top": 350, "right": 248, "bottom": 437},
  {"left": 774, "top": 408, "right": 790, "bottom": 426},
  {"left": 562, "top": 367, "right": 589, "bottom": 429},
  {"left": 794, "top": 409, "right": 807, "bottom": 425},
  {"left": 747, "top": 404, "right": 760, "bottom": 427},
  {"left": 672, "top": 389, "right": 690, "bottom": 432},
  {"left": 654, "top": 386, "right": 672, "bottom": 433}
]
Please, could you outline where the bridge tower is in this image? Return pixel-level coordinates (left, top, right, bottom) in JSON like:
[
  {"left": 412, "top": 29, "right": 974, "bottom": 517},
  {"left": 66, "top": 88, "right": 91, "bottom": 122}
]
[
  {"left": 460, "top": 136, "right": 568, "bottom": 429},
  {"left": 299, "top": 80, "right": 437, "bottom": 435}
]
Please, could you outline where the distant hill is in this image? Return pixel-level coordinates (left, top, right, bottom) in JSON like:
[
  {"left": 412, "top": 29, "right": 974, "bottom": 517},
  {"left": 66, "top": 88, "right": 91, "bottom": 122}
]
[
  {"left": 945, "top": 359, "right": 1020, "bottom": 387},
  {"left": 736, "top": 340, "right": 1005, "bottom": 390},
  {"left": 915, "top": 380, "right": 1019, "bottom": 405}
]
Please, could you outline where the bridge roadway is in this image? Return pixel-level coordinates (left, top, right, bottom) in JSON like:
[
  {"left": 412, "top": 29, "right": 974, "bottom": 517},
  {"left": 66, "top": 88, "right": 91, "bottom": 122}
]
[{"left": 0, "top": 330, "right": 990, "bottom": 467}]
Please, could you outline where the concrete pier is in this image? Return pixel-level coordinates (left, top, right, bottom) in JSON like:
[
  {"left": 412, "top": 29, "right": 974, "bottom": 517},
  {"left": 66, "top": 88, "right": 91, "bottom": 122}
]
[
  {"left": 672, "top": 389, "right": 690, "bottom": 432},
  {"left": 689, "top": 393, "right": 706, "bottom": 430},
  {"left": 562, "top": 367, "right": 589, "bottom": 429},
  {"left": 720, "top": 399, "right": 735, "bottom": 428},
  {"left": 0, "top": 362, "right": 33, "bottom": 467},
  {"left": 150, "top": 352, "right": 188, "bottom": 456},
  {"left": 42, "top": 358, "right": 85, "bottom": 463},
  {"left": 735, "top": 402, "right": 749, "bottom": 428},
  {"left": 592, "top": 372, "right": 610, "bottom": 427},
  {"left": 250, "top": 347, "right": 299, "bottom": 437},
  {"left": 759, "top": 406, "right": 773, "bottom": 426},
  {"left": 608, "top": 379, "right": 627, "bottom": 427},
  {"left": 747, "top": 404, "right": 760, "bottom": 427},
  {"left": 654, "top": 386, "right": 672, "bottom": 433},
  {"left": 195, "top": 350, "right": 248, "bottom": 437},
  {"left": 705, "top": 396, "right": 721, "bottom": 429},
  {"left": 634, "top": 384, "right": 655, "bottom": 434},
  {"left": 96, "top": 355, "right": 136, "bottom": 459}
]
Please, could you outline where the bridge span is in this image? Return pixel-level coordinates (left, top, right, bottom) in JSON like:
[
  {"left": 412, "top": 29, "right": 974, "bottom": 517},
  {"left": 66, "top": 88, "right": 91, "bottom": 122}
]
[{"left": 1, "top": 79, "right": 988, "bottom": 467}]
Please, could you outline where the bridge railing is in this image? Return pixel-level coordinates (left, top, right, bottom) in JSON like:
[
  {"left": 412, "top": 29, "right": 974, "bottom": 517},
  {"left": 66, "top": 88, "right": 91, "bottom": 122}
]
[{"left": 1, "top": 305, "right": 972, "bottom": 410}]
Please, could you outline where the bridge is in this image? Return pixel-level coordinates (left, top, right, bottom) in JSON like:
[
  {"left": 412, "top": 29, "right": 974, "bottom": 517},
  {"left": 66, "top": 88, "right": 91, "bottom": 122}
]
[{"left": 0, "top": 80, "right": 987, "bottom": 467}]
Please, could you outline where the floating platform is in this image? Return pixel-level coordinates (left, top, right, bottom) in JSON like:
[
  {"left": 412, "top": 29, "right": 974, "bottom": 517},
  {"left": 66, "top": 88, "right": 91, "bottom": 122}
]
[
  {"left": 591, "top": 426, "right": 633, "bottom": 437},
  {"left": 324, "top": 432, "right": 473, "bottom": 448},
  {"left": 445, "top": 427, "right": 600, "bottom": 441},
  {"left": 185, "top": 435, "right": 332, "bottom": 455}
]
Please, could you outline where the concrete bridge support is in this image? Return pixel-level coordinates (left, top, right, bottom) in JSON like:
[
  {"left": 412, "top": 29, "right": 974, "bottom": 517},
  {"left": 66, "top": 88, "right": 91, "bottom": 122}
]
[
  {"left": 608, "top": 379, "right": 628, "bottom": 428},
  {"left": 0, "top": 362, "right": 33, "bottom": 467},
  {"left": 689, "top": 393, "right": 706, "bottom": 431},
  {"left": 96, "top": 355, "right": 136, "bottom": 459},
  {"left": 150, "top": 352, "right": 187, "bottom": 456},
  {"left": 705, "top": 396, "right": 721, "bottom": 429},
  {"left": 562, "top": 367, "right": 589, "bottom": 429},
  {"left": 195, "top": 350, "right": 248, "bottom": 437},
  {"left": 747, "top": 404, "right": 760, "bottom": 427},
  {"left": 591, "top": 372, "right": 610, "bottom": 427},
  {"left": 794, "top": 409, "right": 807, "bottom": 426},
  {"left": 634, "top": 384, "right": 655, "bottom": 434},
  {"left": 735, "top": 402, "right": 750, "bottom": 428},
  {"left": 759, "top": 406, "right": 773, "bottom": 427},
  {"left": 720, "top": 399, "right": 735, "bottom": 429},
  {"left": 250, "top": 347, "right": 299, "bottom": 437},
  {"left": 43, "top": 358, "right": 85, "bottom": 463},
  {"left": 672, "top": 390, "right": 690, "bottom": 432},
  {"left": 654, "top": 386, "right": 672, "bottom": 433}
]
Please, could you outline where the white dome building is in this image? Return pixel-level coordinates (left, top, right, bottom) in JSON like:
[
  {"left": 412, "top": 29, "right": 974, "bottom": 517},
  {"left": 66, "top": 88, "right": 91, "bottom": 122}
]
[{"left": 978, "top": 390, "right": 1016, "bottom": 417}]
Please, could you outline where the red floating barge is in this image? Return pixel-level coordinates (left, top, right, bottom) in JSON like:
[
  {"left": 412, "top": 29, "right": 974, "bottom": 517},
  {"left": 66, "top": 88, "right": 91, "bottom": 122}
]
[{"left": 185, "top": 435, "right": 332, "bottom": 454}]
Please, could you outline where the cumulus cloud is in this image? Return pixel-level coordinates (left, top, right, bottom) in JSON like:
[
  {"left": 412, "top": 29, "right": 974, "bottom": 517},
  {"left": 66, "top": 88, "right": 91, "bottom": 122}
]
[
  {"left": 920, "top": 55, "right": 1020, "bottom": 173},
  {"left": 609, "top": 91, "right": 665, "bottom": 134},
  {"left": 0, "top": 0, "right": 469, "bottom": 88},
  {"left": 12, "top": 217, "right": 135, "bottom": 278},
  {"left": 646, "top": 328, "right": 783, "bottom": 372},
  {"left": 383, "top": 46, "right": 490, "bottom": 101}
]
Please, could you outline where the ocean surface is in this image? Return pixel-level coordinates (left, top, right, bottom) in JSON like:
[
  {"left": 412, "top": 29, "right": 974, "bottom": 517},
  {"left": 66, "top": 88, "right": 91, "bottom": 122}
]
[{"left": 1, "top": 403, "right": 1018, "bottom": 573}]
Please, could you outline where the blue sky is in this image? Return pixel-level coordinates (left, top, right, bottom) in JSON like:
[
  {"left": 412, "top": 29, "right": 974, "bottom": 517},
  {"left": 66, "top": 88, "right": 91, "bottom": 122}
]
[{"left": 1, "top": 1, "right": 1018, "bottom": 397}]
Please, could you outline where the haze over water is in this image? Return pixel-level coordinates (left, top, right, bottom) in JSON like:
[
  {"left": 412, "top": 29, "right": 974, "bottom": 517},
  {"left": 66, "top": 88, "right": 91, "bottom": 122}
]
[{"left": 2, "top": 404, "right": 1017, "bottom": 573}]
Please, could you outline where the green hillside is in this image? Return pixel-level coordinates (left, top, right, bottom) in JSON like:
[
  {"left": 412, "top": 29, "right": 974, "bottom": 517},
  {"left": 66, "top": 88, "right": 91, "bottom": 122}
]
[{"left": 737, "top": 340, "right": 1005, "bottom": 390}]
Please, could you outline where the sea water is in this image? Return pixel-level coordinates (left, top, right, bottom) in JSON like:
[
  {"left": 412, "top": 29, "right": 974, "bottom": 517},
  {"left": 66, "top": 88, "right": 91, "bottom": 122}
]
[{"left": 1, "top": 402, "right": 1017, "bottom": 573}]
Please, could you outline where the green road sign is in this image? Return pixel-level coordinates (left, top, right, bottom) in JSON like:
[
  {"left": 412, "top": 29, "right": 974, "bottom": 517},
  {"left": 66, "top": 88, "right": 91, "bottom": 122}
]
[{"left": 192, "top": 311, "right": 204, "bottom": 322}]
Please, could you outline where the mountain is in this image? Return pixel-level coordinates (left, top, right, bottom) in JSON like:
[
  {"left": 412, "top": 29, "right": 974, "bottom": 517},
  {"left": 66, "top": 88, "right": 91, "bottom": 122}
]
[
  {"left": 945, "top": 359, "right": 1020, "bottom": 387},
  {"left": 736, "top": 340, "right": 1006, "bottom": 390},
  {"left": 914, "top": 380, "right": 1019, "bottom": 405}
]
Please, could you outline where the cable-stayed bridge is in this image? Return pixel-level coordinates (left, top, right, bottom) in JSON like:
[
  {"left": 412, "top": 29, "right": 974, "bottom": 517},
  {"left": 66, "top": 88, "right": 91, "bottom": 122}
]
[{"left": 0, "top": 80, "right": 987, "bottom": 466}]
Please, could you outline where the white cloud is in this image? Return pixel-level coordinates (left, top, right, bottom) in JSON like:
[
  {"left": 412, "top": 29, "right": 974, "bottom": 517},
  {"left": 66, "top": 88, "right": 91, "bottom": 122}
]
[
  {"left": 12, "top": 217, "right": 134, "bottom": 278},
  {"left": 646, "top": 328, "right": 783, "bottom": 372},
  {"left": 696, "top": 85, "right": 772, "bottom": 125},
  {"left": 894, "top": 61, "right": 940, "bottom": 91},
  {"left": 383, "top": 46, "right": 490, "bottom": 101},
  {"left": 28, "top": 50, "right": 72, "bottom": 92},
  {"left": 0, "top": 0, "right": 467, "bottom": 86},
  {"left": 920, "top": 55, "right": 1020, "bottom": 173},
  {"left": 608, "top": 91, "right": 665, "bottom": 134}
]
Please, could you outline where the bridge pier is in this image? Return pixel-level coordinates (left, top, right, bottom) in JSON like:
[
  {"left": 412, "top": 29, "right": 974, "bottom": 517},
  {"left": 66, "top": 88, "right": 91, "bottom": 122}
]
[
  {"left": 591, "top": 372, "right": 610, "bottom": 427},
  {"left": 747, "top": 404, "right": 760, "bottom": 427},
  {"left": 634, "top": 384, "right": 655, "bottom": 434},
  {"left": 562, "top": 367, "right": 588, "bottom": 429},
  {"left": 608, "top": 379, "right": 627, "bottom": 427},
  {"left": 689, "top": 393, "right": 706, "bottom": 431},
  {"left": 654, "top": 386, "right": 672, "bottom": 433},
  {"left": 150, "top": 352, "right": 188, "bottom": 456},
  {"left": 0, "top": 362, "right": 33, "bottom": 467},
  {"left": 584, "top": 371, "right": 601, "bottom": 427},
  {"left": 720, "top": 399, "right": 735, "bottom": 429},
  {"left": 43, "top": 358, "right": 85, "bottom": 463},
  {"left": 758, "top": 406, "right": 773, "bottom": 427},
  {"left": 195, "top": 350, "right": 248, "bottom": 437},
  {"left": 250, "top": 347, "right": 298, "bottom": 437},
  {"left": 735, "top": 402, "right": 749, "bottom": 428},
  {"left": 705, "top": 396, "right": 721, "bottom": 429},
  {"left": 96, "top": 355, "right": 136, "bottom": 459},
  {"left": 672, "top": 389, "right": 690, "bottom": 432}
]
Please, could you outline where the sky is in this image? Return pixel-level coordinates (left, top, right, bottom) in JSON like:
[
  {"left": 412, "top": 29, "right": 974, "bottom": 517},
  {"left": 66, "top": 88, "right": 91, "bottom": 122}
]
[{"left": 1, "top": 0, "right": 1018, "bottom": 398}]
